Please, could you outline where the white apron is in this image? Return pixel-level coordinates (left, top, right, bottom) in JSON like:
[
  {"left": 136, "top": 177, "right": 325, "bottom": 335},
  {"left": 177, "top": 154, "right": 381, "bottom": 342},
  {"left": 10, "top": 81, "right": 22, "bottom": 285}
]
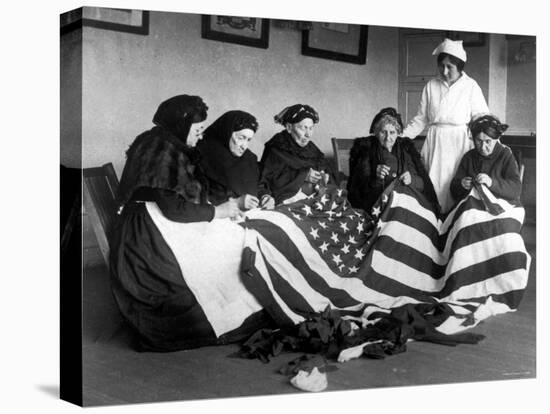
[{"left": 421, "top": 123, "right": 473, "bottom": 212}]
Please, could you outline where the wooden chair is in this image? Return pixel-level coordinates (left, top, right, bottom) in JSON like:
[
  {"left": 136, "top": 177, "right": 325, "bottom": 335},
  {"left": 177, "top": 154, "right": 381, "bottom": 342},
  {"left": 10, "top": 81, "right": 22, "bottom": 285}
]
[
  {"left": 512, "top": 149, "right": 526, "bottom": 183},
  {"left": 83, "top": 163, "right": 119, "bottom": 268},
  {"left": 331, "top": 137, "right": 355, "bottom": 185}
]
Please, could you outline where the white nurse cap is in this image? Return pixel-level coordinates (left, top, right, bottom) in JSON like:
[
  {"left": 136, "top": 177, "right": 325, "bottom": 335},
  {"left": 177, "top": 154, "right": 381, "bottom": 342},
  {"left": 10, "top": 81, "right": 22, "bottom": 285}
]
[{"left": 432, "top": 38, "right": 467, "bottom": 62}]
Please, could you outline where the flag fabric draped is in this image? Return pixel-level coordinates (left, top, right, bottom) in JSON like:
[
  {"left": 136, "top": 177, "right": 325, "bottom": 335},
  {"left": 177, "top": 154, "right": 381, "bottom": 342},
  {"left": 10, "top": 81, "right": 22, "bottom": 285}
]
[{"left": 240, "top": 182, "right": 530, "bottom": 336}]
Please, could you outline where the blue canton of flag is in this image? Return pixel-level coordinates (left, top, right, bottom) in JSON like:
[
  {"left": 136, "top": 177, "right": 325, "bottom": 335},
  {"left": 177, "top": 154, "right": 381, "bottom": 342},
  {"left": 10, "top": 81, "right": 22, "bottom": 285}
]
[{"left": 281, "top": 188, "right": 377, "bottom": 276}]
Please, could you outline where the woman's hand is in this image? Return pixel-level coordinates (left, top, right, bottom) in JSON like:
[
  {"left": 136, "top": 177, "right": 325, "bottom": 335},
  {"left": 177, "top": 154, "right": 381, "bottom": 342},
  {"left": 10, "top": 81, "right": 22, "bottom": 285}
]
[
  {"left": 214, "top": 198, "right": 242, "bottom": 219},
  {"left": 238, "top": 194, "right": 259, "bottom": 210},
  {"left": 259, "top": 194, "right": 275, "bottom": 210},
  {"left": 475, "top": 173, "right": 493, "bottom": 187},
  {"left": 305, "top": 168, "right": 323, "bottom": 184},
  {"left": 376, "top": 164, "right": 391, "bottom": 181},
  {"left": 461, "top": 177, "right": 473, "bottom": 190},
  {"left": 400, "top": 171, "right": 412, "bottom": 186}
]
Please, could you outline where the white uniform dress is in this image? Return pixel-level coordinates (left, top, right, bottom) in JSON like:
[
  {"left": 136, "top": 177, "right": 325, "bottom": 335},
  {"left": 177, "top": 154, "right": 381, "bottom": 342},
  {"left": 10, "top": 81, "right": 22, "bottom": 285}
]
[{"left": 403, "top": 72, "right": 489, "bottom": 213}]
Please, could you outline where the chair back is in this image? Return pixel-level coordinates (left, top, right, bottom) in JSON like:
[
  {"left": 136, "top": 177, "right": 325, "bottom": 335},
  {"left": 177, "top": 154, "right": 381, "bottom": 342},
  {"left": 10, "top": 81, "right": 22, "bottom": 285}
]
[
  {"left": 331, "top": 137, "right": 355, "bottom": 179},
  {"left": 83, "top": 163, "right": 119, "bottom": 266},
  {"left": 512, "top": 149, "right": 525, "bottom": 183}
]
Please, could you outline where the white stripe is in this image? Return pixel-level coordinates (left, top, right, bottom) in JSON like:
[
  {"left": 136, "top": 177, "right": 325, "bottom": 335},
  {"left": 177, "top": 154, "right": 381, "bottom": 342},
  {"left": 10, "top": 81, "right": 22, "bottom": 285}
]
[
  {"left": 441, "top": 267, "right": 529, "bottom": 303},
  {"left": 391, "top": 191, "right": 441, "bottom": 228},
  {"left": 146, "top": 202, "right": 262, "bottom": 336},
  {"left": 376, "top": 220, "right": 447, "bottom": 265},
  {"left": 371, "top": 250, "right": 443, "bottom": 292},
  {"left": 438, "top": 187, "right": 486, "bottom": 234},
  {"left": 446, "top": 233, "right": 528, "bottom": 275}
]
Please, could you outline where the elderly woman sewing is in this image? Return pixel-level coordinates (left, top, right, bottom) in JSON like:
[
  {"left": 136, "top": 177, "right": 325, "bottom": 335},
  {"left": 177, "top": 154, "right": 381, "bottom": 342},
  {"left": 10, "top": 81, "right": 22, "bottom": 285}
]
[
  {"left": 347, "top": 107, "right": 439, "bottom": 213},
  {"left": 450, "top": 114, "right": 522, "bottom": 206},
  {"left": 258, "top": 104, "right": 336, "bottom": 206},
  {"left": 197, "top": 110, "right": 261, "bottom": 211}
]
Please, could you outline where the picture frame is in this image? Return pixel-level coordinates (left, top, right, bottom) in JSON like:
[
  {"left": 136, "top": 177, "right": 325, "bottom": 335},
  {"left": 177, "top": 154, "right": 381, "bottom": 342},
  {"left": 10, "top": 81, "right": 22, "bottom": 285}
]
[
  {"left": 302, "top": 23, "right": 368, "bottom": 64},
  {"left": 60, "top": 7, "right": 149, "bottom": 36},
  {"left": 446, "top": 30, "right": 486, "bottom": 47},
  {"left": 201, "top": 15, "right": 270, "bottom": 49}
]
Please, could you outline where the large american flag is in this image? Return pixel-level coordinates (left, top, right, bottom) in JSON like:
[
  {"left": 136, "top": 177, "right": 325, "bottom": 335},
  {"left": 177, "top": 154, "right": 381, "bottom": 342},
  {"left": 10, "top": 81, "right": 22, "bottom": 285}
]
[{"left": 240, "top": 182, "right": 530, "bottom": 335}]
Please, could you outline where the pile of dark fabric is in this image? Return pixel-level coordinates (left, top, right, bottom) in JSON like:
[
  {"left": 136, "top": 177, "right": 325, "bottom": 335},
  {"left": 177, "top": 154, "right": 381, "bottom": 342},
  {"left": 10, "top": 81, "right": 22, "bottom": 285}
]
[{"left": 233, "top": 303, "right": 485, "bottom": 372}]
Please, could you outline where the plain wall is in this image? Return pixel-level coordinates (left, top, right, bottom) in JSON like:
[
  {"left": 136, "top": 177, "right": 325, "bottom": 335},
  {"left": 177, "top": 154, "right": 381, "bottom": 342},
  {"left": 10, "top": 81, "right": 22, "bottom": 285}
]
[
  {"left": 74, "top": 11, "right": 399, "bottom": 176},
  {"left": 506, "top": 37, "right": 536, "bottom": 134},
  {"left": 462, "top": 38, "right": 490, "bottom": 103},
  {"left": 60, "top": 28, "right": 82, "bottom": 168}
]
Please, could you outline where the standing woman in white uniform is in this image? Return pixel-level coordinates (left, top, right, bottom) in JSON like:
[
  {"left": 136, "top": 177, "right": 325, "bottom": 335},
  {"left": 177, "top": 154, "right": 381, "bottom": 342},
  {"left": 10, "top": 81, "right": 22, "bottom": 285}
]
[{"left": 402, "top": 38, "right": 489, "bottom": 213}]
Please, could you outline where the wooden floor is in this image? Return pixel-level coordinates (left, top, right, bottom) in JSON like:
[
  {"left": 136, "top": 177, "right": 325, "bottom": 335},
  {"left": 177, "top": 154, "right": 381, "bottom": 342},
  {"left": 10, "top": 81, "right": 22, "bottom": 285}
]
[{"left": 81, "top": 225, "right": 536, "bottom": 407}]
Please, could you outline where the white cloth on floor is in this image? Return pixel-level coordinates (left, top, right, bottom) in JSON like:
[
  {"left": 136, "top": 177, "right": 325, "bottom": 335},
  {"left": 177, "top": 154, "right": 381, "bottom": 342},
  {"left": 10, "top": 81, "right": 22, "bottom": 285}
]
[
  {"left": 290, "top": 367, "right": 328, "bottom": 392},
  {"left": 337, "top": 340, "right": 384, "bottom": 363}
]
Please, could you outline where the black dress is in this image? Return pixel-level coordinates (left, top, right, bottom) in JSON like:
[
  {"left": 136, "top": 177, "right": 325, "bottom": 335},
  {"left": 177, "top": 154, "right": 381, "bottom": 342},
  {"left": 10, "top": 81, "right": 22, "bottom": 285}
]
[
  {"left": 258, "top": 130, "right": 336, "bottom": 204},
  {"left": 347, "top": 136, "right": 439, "bottom": 213}
]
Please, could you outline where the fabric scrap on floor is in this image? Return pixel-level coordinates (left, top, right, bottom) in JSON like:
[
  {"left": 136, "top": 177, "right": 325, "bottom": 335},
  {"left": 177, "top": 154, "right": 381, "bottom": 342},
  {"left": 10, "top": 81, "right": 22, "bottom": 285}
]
[
  {"left": 237, "top": 304, "right": 484, "bottom": 364},
  {"left": 290, "top": 367, "right": 328, "bottom": 392}
]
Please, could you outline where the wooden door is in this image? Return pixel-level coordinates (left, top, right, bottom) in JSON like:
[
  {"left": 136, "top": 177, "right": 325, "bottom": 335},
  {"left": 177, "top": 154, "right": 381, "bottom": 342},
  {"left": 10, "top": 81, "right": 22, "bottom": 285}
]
[{"left": 398, "top": 29, "right": 445, "bottom": 128}]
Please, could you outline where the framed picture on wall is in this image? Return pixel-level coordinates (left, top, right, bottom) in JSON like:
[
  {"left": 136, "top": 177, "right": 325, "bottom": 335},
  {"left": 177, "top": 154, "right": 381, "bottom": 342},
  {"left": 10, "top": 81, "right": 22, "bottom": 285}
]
[
  {"left": 302, "top": 23, "right": 368, "bottom": 64},
  {"left": 446, "top": 30, "right": 486, "bottom": 47},
  {"left": 201, "top": 15, "right": 270, "bottom": 49},
  {"left": 60, "top": 7, "right": 149, "bottom": 35}
]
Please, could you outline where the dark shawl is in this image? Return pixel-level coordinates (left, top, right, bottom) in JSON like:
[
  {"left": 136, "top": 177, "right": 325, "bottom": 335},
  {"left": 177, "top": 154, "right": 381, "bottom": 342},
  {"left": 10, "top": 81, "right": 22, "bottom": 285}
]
[
  {"left": 347, "top": 136, "right": 440, "bottom": 214},
  {"left": 258, "top": 130, "right": 336, "bottom": 204},
  {"left": 117, "top": 95, "right": 209, "bottom": 208},
  {"left": 196, "top": 110, "right": 260, "bottom": 205}
]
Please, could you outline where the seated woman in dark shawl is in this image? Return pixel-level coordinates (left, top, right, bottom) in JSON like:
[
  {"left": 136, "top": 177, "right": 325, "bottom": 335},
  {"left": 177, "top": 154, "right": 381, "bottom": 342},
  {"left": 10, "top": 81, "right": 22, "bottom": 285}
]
[
  {"left": 347, "top": 107, "right": 439, "bottom": 213},
  {"left": 196, "top": 110, "right": 261, "bottom": 211},
  {"left": 111, "top": 95, "right": 264, "bottom": 352},
  {"left": 258, "top": 104, "right": 336, "bottom": 207},
  {"left": 451, "top": 114, "right": 522, "bottom": 205}
]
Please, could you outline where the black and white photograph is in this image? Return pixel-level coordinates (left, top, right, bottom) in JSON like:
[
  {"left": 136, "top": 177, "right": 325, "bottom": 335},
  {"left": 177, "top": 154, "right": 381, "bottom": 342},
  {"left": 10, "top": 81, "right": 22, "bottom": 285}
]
[{"left": 4, "top": 0, "right": 548, "bottom": 413}]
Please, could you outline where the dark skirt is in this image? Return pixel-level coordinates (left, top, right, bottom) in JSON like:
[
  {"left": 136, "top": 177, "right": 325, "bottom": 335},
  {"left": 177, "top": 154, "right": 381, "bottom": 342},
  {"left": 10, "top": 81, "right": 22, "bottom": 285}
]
[{"left": 109, "top": 202, "right": 271, "bottom": 352}]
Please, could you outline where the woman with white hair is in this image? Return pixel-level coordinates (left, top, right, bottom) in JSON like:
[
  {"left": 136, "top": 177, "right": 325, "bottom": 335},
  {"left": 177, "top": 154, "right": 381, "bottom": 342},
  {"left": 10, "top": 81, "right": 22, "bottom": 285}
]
[{"left": 403, "top": 38, "right": 489, "bottom": 213}]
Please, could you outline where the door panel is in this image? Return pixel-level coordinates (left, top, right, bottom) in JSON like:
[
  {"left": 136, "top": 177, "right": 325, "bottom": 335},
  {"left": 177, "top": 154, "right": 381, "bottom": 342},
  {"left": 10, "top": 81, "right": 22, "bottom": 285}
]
[
  {"left": 398, "top": 29, "right": 445, "bottom": 132},
  {"left": 399, "top": 31, "right": 445, "bottom": 82},
  {"left": 398, "top": 83, "right": 426, "bottom": 133}
]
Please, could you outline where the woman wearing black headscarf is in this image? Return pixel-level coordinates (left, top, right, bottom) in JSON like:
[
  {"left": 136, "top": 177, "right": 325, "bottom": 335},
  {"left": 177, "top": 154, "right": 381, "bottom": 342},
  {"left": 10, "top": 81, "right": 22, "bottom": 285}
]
[
  {"left": 116, "top": 95, "right": 241, "bottom": 221},
  {"left": 111, "top": 95, "right": 256, "bottom": 352},
  {"left": 197, "top": 110, "right": 261, "bottom": 210},
  {"left": 347, "top": 107, "right": 439, "bottom": 214},
  {"left": 451, "top": 114, "right": 521, "bottom": 205},
  {"left": 258, "top": 104, "right": 336, "bottom": 206}
]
